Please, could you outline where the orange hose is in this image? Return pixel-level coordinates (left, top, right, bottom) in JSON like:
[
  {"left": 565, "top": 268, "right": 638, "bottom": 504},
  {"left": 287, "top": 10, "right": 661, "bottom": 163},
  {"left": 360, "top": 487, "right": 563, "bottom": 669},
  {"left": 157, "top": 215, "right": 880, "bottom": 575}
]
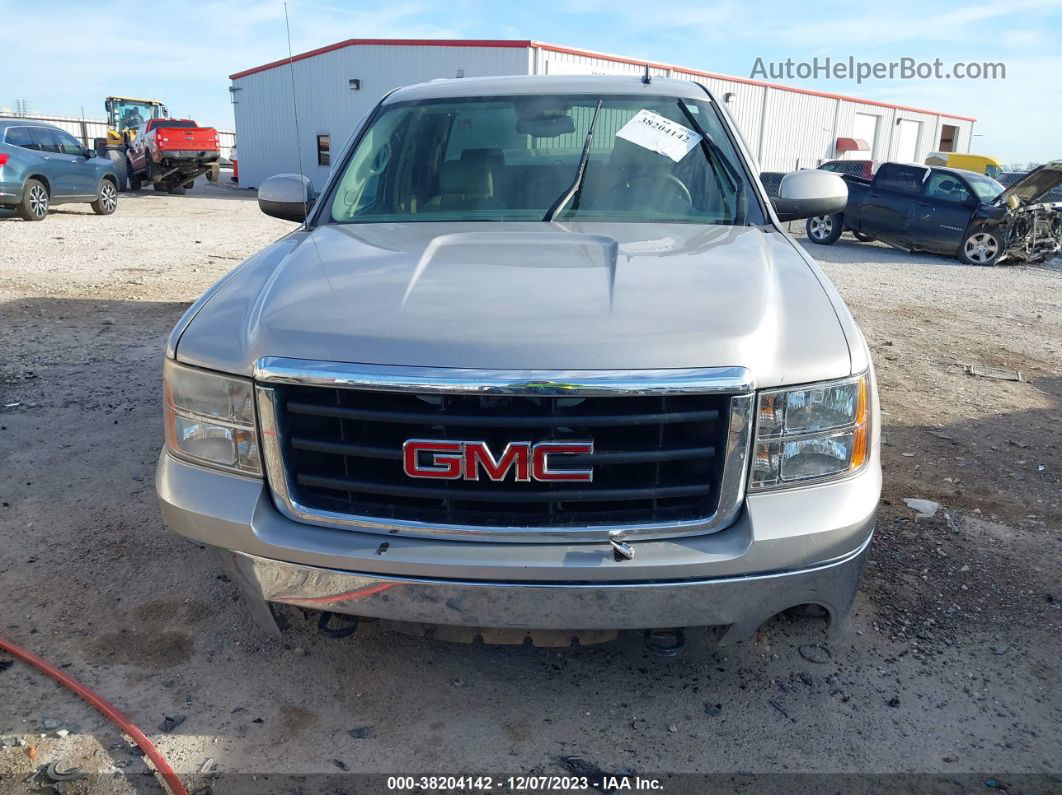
[{"left": 0, "top": 634, "right": 189, "bottom": 795}]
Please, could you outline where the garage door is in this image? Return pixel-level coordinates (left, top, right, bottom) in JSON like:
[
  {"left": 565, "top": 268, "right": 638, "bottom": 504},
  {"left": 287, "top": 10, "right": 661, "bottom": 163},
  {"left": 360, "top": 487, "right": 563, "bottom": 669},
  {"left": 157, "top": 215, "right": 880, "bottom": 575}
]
[{"left": 894, "top": 119, "right": 921, "bottom": 163}]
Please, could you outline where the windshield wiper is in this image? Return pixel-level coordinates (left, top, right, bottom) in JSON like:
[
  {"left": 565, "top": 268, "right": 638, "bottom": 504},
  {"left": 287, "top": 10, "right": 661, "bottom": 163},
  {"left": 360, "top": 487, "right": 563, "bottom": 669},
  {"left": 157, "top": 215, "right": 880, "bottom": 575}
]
[
  {"left": 543, "top": 99, "right": 603, "bottom": 222},
  {"left": 676, "top": 100, "right": 747, "bottom": 226}
]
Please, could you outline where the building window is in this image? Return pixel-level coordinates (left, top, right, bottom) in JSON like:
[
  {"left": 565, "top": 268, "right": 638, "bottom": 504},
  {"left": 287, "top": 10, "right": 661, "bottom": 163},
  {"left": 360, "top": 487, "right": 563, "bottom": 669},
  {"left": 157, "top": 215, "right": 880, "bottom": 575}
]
[
  {"left": 938, "top": 124, "right": 958, "bottom": 153},
  {"left": 316, "top": 134, "right": 330, "bottom": 166}
]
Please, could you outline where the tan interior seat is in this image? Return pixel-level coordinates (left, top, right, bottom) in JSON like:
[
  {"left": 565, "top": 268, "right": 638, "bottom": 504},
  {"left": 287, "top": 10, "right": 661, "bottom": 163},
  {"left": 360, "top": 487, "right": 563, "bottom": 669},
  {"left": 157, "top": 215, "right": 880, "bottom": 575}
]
[{"left": 423, "top": 160, "right": 506, "bottom": 212}]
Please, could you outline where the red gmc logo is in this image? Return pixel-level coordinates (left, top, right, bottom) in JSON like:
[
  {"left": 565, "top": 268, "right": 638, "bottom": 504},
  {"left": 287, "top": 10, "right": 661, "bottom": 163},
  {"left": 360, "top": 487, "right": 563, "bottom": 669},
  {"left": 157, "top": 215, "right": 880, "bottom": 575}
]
[{"left": 403, "top": 439, "right": 594, "bottom": 483}]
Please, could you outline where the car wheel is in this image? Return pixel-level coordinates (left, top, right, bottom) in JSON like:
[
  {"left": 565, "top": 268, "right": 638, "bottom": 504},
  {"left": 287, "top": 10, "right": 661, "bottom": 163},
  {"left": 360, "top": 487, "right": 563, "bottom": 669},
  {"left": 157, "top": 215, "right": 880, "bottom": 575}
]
[
  {"left": 806, "top": 213, "right": 843, "bottom": 245},
  {"left": 90, "top": 179, "right": 118, "bottom": 215},
  {"left": 105, "top": 148, "right": 129, "bottom": 191},
  {"left": 128, "top": 166, "right": 142, "bottom": 191},
  {"left": 853, "top": 231, "right": 875, "bottom": 242},
  {"left": 16, "top": 178, "right": 49, "bottom": 221},
  {"left": 168, "top": 184, "right": 186, "bottom": 195},
  {"left": 959, "top": 228, "right": 1004, "bottom": 266},
  {"left": 153, "top": 183, "right": 168, "bottom": 192}
]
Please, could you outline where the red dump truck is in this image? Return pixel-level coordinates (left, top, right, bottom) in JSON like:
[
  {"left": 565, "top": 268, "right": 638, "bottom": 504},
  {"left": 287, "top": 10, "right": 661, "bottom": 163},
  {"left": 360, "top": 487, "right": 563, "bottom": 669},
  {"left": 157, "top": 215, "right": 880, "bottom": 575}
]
[{"left": 126, "top": 118, "right": 220, "bottom": 194}]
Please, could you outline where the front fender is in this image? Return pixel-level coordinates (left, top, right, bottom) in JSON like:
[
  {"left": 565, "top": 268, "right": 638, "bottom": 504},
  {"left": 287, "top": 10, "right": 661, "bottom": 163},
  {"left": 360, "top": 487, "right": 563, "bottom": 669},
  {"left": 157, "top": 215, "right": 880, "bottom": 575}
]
[
  {"left": 97, "top": 162, "right": 119, "bottom": 187},
  {"left": 962, "top": 206, "right": 1006, "bottom": 238}
]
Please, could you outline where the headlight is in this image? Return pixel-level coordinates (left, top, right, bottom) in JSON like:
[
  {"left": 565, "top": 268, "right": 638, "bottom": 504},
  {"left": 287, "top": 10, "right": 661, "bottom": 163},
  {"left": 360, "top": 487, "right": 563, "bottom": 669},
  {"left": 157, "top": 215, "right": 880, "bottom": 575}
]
[
  {"left": 163, "top": 360, "right": 261, "bottom": 476},
  {"left": 749, "top": 373, "right": 869, "bottom": 490}
]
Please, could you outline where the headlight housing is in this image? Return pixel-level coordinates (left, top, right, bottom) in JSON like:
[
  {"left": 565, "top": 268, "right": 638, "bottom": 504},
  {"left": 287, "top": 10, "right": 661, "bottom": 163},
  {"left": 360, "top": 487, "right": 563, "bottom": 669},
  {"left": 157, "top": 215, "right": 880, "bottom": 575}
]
[
  {"left": 164, "top": 360, "right": 261, "bottom": 476},
  {"left": 749, "top": 373, "right": 870, "bottom": 491}
]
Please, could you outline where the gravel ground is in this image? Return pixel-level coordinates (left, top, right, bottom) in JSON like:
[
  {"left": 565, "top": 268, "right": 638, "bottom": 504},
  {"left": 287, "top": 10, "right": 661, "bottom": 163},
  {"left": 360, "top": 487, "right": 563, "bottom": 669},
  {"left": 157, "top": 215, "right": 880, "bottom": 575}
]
[{"left": 0, "top": 181, "right": 1059, "bottom": 793}]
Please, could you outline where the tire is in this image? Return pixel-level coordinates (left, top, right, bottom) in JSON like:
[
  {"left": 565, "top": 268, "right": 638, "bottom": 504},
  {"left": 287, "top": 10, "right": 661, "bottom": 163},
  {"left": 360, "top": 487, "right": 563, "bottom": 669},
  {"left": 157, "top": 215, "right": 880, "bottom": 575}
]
[
  {"left": 182, "top": 180, "right": 195, "bottom": 189},
  {"left": 16, "top": 178, "right": 49, "bottom": 221},
  {"left": 128, "top": 166, "right": 142, "bottom": 191},
  {"left": 853, "top": 231, "right": 875, "bottom": 242},
  {"left": 105, "top": 148, "right": 128, "bottom": 191},
  {"left": 167, "top": 184, "right": 186, "bottom": 195},
  {"left": 153, "top": 183, "right": 168, "bottom": 192},
  {"left": 806, "top": 213, "right": 843, "bottom": 245},
  {"left": 90, "top": 179, "right": 118, "bottom": 215},
  {"left": 958, "top": 227, "right": 1005, "bottom": 266}
]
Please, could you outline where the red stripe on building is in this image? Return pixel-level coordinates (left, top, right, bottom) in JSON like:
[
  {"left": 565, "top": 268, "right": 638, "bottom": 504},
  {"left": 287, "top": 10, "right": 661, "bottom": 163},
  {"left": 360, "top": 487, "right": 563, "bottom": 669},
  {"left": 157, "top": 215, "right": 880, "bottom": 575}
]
[{"left": 228, "top": 38, "right": 976, "bottom": 122}]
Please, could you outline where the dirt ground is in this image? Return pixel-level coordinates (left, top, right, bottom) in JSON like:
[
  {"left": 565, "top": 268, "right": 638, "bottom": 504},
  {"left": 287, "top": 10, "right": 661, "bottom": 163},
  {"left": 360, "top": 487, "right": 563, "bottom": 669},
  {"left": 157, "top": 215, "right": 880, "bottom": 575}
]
[{"left": 0, "top": 180, "right": 1059, "bottom": 794}]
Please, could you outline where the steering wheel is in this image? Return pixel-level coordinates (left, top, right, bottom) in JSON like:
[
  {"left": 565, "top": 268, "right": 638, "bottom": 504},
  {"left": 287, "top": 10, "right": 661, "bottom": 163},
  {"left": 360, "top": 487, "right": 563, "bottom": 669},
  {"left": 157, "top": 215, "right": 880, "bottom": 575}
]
[{"left": 604, "top": 172, "right": 693, "bottom": 209}]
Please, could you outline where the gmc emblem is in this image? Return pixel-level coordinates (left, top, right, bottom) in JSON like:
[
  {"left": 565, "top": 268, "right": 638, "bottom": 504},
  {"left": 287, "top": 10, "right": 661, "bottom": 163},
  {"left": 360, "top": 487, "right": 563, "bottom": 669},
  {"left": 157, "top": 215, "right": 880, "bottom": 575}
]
[{"left": 403, "top": 439, "right": 594, "bottom": 483}]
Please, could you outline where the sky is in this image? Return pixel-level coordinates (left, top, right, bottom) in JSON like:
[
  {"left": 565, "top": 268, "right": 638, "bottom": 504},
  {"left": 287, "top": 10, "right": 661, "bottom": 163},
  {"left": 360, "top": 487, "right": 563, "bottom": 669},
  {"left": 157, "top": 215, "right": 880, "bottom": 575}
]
[{"left": 4, "top": 0, "right": 1060, "bottom": 164}]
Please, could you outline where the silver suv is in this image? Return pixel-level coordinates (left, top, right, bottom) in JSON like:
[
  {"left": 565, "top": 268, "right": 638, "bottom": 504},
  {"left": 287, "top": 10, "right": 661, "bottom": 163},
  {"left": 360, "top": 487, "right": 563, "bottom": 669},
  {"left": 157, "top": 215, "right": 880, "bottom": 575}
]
[{"left": 157, "top": 76, "right": 877, "bottom": 647}]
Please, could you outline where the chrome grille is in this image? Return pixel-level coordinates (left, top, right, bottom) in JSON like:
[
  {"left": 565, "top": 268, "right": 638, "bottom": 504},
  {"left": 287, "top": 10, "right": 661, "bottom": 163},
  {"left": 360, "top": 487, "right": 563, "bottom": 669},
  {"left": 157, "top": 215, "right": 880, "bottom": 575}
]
[{"left": 255, "top": 359, "right": 754, "bottom": 542}]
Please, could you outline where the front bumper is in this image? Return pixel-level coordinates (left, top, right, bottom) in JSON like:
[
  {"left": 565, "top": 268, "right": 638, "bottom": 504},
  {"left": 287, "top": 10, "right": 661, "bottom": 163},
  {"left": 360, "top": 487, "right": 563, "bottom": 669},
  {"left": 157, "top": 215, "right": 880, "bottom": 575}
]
[
  {"left": 159, "top": 151, "right": 220, "bottom": 162},
  {"left": 218, "top": 537, "right": 870, "bottom": 643},
  {"left": 157, "top": 451, "right": 879, "bottom": 641}
]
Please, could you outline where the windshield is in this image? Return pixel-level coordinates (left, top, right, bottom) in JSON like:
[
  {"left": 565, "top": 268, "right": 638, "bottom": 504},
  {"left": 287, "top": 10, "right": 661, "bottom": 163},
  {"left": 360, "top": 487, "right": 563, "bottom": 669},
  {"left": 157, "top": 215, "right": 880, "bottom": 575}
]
[
  {"left": 327, "top": 94, "right": 761, "bottom": 226},
  {"left": 965, "top": 172, "right": 1005, "bottom": 202}
]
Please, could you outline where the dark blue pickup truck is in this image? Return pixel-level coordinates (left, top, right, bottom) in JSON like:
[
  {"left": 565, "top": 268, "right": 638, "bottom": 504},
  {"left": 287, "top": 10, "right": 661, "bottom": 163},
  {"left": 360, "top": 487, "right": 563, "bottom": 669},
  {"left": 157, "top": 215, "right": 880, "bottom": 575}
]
[{"left": 805, "top": 160, "right": 1062, "bottom": 265}]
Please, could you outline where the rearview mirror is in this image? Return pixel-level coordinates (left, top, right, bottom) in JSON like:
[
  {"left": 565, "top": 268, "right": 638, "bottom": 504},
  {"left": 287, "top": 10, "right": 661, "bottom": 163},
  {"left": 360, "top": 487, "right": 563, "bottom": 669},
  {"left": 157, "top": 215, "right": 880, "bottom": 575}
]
[
  {"left": 516, "top": 116, "right": 576, "bottom": 138},
  {"left": 259, "top": 174, "right": 316, "bottom": 222},
  {"left": 771, "top": 170, "right": 848, "bottom": 222}
]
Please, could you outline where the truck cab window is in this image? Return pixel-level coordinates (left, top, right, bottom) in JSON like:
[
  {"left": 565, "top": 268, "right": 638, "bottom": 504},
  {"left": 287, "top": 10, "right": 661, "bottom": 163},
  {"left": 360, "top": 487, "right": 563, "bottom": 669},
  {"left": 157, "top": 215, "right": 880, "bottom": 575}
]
[
  {"left": 874, "top": 164, "right": 927, "bottom": 195},
  {"left": 925, "top": 173, "right": 971, "bottom": 203}
]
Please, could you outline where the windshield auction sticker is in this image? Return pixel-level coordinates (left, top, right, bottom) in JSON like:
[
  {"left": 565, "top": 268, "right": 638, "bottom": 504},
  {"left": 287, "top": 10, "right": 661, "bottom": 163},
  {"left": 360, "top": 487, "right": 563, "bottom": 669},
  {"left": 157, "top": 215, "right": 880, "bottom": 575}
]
[{"left": 616, "top": 110, "right": 702, "bottom": 162}]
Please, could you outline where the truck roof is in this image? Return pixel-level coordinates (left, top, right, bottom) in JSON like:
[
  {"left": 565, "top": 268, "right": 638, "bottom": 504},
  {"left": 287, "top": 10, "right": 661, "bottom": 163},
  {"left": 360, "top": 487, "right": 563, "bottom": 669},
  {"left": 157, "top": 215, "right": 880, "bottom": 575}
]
[
  {"left": 883, "top": 162, "right": 990, "bottom": 181},
  {"left": 385, "top": 74, "right": 711, "bottom": 104}
]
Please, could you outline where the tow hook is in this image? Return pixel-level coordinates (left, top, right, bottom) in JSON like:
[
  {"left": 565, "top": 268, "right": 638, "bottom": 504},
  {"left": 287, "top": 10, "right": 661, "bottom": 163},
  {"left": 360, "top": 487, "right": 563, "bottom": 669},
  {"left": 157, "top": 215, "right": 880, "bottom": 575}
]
[
  {"left": 317, "top": 611, "right": 360, "bottom": 639},
  {"left": 644, "top": 628, "right": 686, "bottom": 657},
  {"left": 609, "top": 533, "right": 635, "bottom": 561}
]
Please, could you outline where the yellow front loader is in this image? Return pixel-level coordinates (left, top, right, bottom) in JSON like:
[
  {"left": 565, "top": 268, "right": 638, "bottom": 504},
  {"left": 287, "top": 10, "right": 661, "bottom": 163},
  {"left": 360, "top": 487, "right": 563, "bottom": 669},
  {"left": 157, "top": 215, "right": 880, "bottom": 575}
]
[{"left": 95, "top": 96, "right": 169, "bottom": 189}]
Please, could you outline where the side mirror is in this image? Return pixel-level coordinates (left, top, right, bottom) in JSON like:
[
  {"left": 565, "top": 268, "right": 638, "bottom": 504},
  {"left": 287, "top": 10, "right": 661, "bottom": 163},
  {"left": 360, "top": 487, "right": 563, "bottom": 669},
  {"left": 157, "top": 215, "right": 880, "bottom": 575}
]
[
  {"left": 771, "top": 170, "right": 848, "bottom": 222},
  {"left": 258, "top": 174, "right": 316, "bottom": 222}
]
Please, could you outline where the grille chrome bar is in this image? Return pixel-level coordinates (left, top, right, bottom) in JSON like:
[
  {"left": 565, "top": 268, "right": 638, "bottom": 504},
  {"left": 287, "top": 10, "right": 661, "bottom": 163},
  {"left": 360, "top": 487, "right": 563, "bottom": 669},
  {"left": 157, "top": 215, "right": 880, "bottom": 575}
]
[
  {"left": 256, "top": 358, "right": 754, "bottom": 543},
  {"left": 255, "top": 357, "right": 754, "bottom": 396}
]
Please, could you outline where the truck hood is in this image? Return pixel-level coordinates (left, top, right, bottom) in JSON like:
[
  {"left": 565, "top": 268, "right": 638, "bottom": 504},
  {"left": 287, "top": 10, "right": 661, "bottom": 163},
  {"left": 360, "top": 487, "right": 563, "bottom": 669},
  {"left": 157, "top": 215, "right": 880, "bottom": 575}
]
[
  {"left": 173, "top": 222, "right": 857, "bottom": 388},
  {"left": 994, "top": 160, "right": 1062, "bottom": 206}
]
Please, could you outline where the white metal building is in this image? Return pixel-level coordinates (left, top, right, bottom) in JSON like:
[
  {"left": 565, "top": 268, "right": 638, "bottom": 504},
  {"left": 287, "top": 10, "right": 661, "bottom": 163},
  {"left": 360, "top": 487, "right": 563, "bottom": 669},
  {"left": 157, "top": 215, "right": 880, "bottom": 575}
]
[{"left": 229, "top": 39, "right": 976, "bottom": 188}]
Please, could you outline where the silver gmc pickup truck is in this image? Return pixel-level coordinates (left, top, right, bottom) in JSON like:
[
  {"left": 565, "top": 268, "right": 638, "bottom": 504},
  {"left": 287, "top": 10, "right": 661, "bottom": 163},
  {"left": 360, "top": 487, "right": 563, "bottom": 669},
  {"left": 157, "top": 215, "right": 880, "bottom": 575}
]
[{"left": 156, "top": 75, "right": 879, "bottom": 648}]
